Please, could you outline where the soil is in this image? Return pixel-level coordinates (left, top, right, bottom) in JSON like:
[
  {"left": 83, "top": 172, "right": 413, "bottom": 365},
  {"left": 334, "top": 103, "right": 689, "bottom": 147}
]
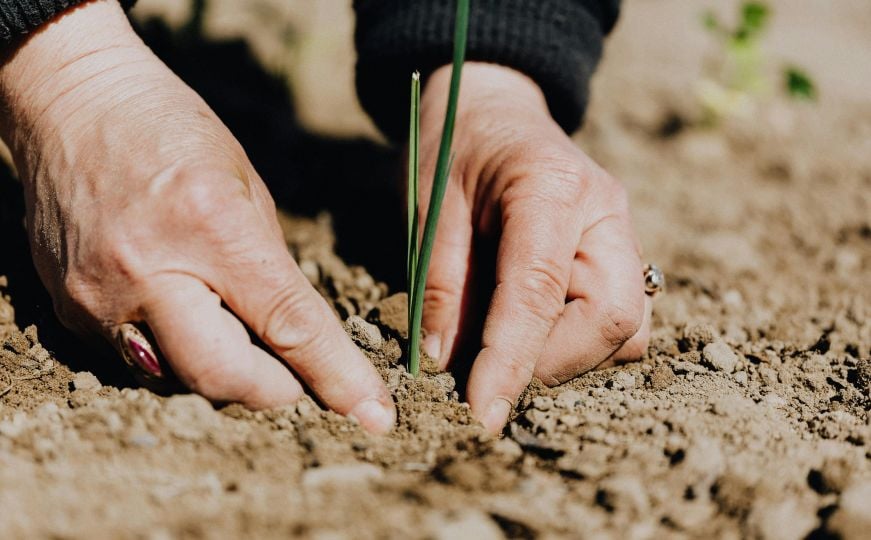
[{"left": 0, "top": 0, "right": 869, "bottom": 539}]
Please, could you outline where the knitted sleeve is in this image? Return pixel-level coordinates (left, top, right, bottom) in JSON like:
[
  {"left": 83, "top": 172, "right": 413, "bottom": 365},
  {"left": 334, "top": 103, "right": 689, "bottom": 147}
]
[
  {"left": 0, "top": 0, "right": 136, "bottom": 43},
  {"left": 354, "top": 0, "right": 620, "bottom": 140}
]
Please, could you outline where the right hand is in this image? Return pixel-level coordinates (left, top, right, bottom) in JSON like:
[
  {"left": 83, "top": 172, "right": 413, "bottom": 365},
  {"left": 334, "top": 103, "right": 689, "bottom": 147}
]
[{"left": 0, "top": 0, "right": 395, "bottom": 433}]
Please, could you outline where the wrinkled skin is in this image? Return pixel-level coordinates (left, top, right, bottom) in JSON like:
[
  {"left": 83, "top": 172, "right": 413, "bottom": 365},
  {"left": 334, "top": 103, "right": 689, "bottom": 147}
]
[
  {"left": 418, "top": 64, "right": 650, "bottom": 432},
  {"left": 0, "top": 1, "right": 649, "bottom": 435},
  {"left": 0, "top": 1, "right": 395, "bottom": 433}
]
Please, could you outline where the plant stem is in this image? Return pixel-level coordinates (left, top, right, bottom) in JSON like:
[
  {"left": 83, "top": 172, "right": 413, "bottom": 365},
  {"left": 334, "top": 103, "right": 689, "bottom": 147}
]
[
  {"left": 407, "top": 72, "right": 421, "bottom": 322},
  {"left": 408, "top": 0, "right": 470, "bottom": 377}
]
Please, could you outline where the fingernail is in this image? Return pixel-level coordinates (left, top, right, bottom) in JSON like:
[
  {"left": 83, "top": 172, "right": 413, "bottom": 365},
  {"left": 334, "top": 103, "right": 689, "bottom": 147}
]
[
  {"left": 479, "top": 398, "right": 513, "bottom": 434},
  {"left": 423, "top": 333, "right": 441, "bottom": 362},
  {"left": 126, "top": 336, "right": 163, "bottom": 377},
  {"left": 348, "top": 398, "right": 396, "bottom": 435}
]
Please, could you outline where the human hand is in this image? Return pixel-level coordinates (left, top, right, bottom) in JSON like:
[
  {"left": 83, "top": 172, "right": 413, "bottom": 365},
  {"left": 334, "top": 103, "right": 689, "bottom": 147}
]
[
  {"left": 417, "top": 63, "right": 651, "bottom": 434},
  {"left": 0, "top": 0, "right": 394, "bottom": 432}
]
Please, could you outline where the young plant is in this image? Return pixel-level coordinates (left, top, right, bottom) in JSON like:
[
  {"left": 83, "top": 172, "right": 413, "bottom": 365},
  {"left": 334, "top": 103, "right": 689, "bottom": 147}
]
[
  {"left": 406, "top": 0, "right": 470, "bottom": 377},
  {"left": 784, "top": 66, "right": 816, "bottom": 101},
  {"left": 699, "top": 1, "right": 817, "bottom": 121}
]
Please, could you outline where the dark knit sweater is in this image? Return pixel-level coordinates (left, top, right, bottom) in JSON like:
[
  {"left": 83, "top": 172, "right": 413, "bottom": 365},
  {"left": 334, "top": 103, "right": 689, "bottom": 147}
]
[
  {"left": 354, "top": 0, "right": 619, "bottom": 139},
  {"left": 1, "top": 0, "right": 619, "bottom": 138},
  {"left": 0, "top": 0, "right": 135, "bottom": 42}
]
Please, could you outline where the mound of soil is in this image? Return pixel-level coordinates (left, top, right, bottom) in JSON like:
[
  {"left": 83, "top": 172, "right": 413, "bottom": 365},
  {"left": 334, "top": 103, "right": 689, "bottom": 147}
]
[
  {"left": 0, "top": 204, "right": 867, "bottom": 538},
  {"left": 0, "top": 0, "right": 869, "bottom": 538}
]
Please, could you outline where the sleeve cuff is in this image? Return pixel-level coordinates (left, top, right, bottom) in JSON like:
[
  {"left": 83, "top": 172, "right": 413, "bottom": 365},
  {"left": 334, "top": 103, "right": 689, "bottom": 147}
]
[
  {"left": 1, "top": 0, "right": 137, "bottom": 44},
  {"left": 354, "top": 0, "right": 619, "bottom": 141}
]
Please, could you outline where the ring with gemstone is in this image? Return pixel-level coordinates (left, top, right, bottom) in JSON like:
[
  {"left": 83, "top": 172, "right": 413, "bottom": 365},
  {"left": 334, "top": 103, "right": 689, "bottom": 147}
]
[
  {"left": 643, "top": 263, "right": 665, "bottom": 297},
  {"left": 115, "top": 323, "right": 164, "bottom": 380}
]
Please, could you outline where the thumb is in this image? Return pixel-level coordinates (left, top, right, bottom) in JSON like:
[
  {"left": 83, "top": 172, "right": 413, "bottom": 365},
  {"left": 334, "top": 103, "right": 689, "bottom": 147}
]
[{"left": 419, "top": 182, "right": 473, "bottom": 369}]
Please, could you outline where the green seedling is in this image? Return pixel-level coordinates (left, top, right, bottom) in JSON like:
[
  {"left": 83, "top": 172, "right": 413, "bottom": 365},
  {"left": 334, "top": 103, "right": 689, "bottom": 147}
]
[
  {"left": 699, "top": 1, "right": 817, "bottom": 121},
  {"left": 784, "top": 66, "right": 817, "bottom": 101},
  {"left": 406, "top": 0, "right": 470, "bottom": 377}
]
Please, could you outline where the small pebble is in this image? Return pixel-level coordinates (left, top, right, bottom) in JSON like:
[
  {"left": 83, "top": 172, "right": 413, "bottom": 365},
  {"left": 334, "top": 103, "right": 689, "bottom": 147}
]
[
  {"left": 703, "top": 340, "right": 739, "bottom": 373},
  {"left": 648, "top": 364, "right": 676, "bottom": 390},
  {"left": 532, "top": 396, "right": 553, "bottom": 411},
  {"left": 296, "top": 398, "right": 318, "bottom": 418},
  {"left": 597, "top": 475, "right": 650, "bottom": 516},
  {"left": 126, "top": 431, "right": 159, "bottom": 448},
  {"left": 681, "top": 323, "right": 718, "bottom": 351},
  {"left": 584, "top": 426, "right": 607, "bottom": 442},
  {"left": 343, "top": 315, "right": 383, "bottom": 350},
  {"left": 0, "top": 413, "right": 28, "bottom": 439},
  {"left": 559, "top": 414, "right": 582, "bottom": 429},
  {"left": 748, "top": 498, "right": 816, "bottom": 540},
  {"left": 353, "top": 273, "right": 376, "bottom": 293},
  {"left": 428, "top": 510, "right": 504, "bottom": 540},
  {"left": 302, "top": 463, "right": 383, "bottom": 489},
  {"left": 161, "top": 394, "right": 219, "bottom": 442},
  {"left": 610, "top": 371, "right": 636, "bottom": 390},
  {"left": 554, "top": 390, "right": 583, "bottom": 409},
  {"left": 763, "top": 393, "right": 787, "bottom": 408},
  {"left": 491, "top": 438, "right": 523, "bottom": 459},
  {"left": 72, "top": 371, "right": 102, "bottom": 392},
  {"left": 672, "top": 361, "right": 707, "bottom": 375}
]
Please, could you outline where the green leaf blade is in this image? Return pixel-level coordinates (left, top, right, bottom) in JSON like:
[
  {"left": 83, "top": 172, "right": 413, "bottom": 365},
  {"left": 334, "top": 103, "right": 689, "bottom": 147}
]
[
  {"left": 408, "top": 0, "right": 470, "bottom": 377},
  {"left": 407, "top": 72, "right": 421, "bottom": 319}
]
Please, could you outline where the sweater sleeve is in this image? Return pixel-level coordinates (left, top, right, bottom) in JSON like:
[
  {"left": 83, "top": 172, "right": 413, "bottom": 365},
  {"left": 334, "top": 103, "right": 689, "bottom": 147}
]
[
  {"left": 0, "top": 0, "right": 136, "bottom": 44},
  {"left": 353, "top": 0, "right": 620, "bottom": 141}
]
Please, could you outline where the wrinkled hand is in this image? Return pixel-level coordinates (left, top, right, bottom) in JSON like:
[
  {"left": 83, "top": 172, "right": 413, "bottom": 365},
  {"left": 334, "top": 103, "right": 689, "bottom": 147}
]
[
  {"left": 0, "top": 1, "right": 394, "bottom": 432},
  {"left": 418, "top": 63, "right": 651, "bottom": 433}
]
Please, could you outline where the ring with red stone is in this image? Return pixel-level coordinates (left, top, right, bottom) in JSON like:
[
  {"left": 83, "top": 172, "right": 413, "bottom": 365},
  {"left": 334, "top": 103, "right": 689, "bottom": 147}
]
[{"left": 115, "top": 323, "right": 164, "bottom": 379}]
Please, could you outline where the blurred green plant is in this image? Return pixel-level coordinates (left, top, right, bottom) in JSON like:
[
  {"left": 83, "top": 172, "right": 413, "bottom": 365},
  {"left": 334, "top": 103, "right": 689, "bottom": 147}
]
[
  {"left": 784, "top": 66, "right": 817, "bottom": 101},
  {"left": 698, "top": 1, "right": 817, "bottom": 121}
]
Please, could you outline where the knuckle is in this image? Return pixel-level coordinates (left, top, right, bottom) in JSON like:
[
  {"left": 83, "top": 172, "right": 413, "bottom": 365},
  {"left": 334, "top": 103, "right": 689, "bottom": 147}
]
[
  {"left": 59, "top": 274, "right": 107, "bottom": 322},
  {"left": 513, "top": 144, "right": 590, "bottom": 198},
  {"left": 60, "top": 272, "right": 90, "bottom": 306},
  {"left": 166, "top": 166, "right": 246, "bottom": 230},
  {"left": 81, "top": 225, "right": 146, "bottom": 285},
  {"left": 541, "top": 158, "right": 587, "bottom": 202},
  {"left": 260, "top": 287, "right": 326, "bottom": 358},
  {"left": 502, "top": 170, "right": 582, "bottom": 215},
  {"left": 512, "top": 263, "right": 568, "bottom": 326},
  {"left": 422, "top": 281, "right": 460, "bottom": 313},
  {"left": 494, "top": 350, "right": 535, "bottom": 383},
  {"left": 596, "top": 300, "right": 644, "bottom": 350}
]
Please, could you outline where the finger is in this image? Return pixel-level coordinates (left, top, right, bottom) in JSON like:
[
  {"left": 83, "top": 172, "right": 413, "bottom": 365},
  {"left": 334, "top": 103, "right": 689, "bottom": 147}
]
[
  {"left": 213, "top": 221, "right": 396, "bottom": 434},
  {"left": 466, "top": 185, "right": 584, "bottom": 434},
  {"left": 595, "top": 293, "right": 652, "bottom": 370},
  {"left": 534, "top": 215, "right": 646, "bottom": 385},
  {"left": 140, "top": 274, "right": 305, "bottom": 408},
  {"left": 419, "top": 184, "right": 474, "bottom": 369},
  {"left": 609, "top": 293, "right": 652, "bottom": 363}
]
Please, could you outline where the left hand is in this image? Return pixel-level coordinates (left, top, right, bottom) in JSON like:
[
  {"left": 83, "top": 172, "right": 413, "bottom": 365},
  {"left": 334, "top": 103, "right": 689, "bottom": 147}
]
[{"left": 417, "top": 63, "right": 651, "bottom": 434}]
